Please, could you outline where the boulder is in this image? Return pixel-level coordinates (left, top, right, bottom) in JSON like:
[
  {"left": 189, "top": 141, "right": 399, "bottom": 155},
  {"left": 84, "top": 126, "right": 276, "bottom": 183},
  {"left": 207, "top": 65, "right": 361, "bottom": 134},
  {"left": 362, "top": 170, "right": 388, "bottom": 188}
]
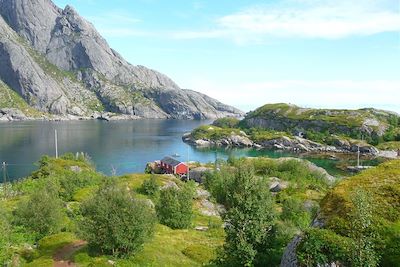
[{"left": 0, "top": 108, "right": 28, "bottom": 121}]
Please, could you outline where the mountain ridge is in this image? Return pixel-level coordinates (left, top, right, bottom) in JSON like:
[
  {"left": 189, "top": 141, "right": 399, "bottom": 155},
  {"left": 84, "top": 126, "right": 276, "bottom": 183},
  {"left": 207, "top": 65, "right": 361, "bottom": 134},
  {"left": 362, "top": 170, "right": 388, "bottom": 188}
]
[{"left": 0, "top": 0, "right": 243, "bottom": 120}]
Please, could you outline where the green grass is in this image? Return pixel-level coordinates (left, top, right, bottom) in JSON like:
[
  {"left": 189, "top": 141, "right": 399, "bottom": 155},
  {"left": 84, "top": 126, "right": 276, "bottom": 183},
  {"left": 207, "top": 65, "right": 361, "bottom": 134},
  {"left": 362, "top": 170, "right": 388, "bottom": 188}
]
[
  {"left": 377, "top": 141, "right": 400, "bottom": 150},
  {"left": 244, "top": 103, "right": 393, "bottom": 129},
  {"left": 302, "top": 159, "right": 400, "bottom": 266},
  {"left": 22, "top": 233, "right": 78, "bottom": 267},
  {"left": 248, "top": 128, "right": 292, "bottom": 143},
  {"left": 0, "top": 157, "right": 224, "bottom": 267},
  {"left": 321, "top": 160, "right": 400, "bottom": 223},
  {"left": 191, "top": 125, "right": 244, "bottom": 141}
]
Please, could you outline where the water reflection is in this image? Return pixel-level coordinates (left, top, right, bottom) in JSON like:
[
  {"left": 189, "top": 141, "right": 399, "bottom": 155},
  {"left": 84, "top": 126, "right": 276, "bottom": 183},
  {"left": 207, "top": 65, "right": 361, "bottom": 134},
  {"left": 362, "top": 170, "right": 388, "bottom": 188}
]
[{"left": 0, "top": 120, "right": 383, "bottom": 181}]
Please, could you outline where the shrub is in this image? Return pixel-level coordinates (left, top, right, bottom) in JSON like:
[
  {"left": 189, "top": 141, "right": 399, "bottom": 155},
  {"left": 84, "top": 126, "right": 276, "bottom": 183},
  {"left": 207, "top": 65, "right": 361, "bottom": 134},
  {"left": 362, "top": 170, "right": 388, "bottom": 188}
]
[
  {"left": 297, "top": 228, "right": 353, "bottom": 267},
  {"left": 139, "top": 175, "right": 159, "bottom": 197},
  {"left": 14, "top": 180, "right": 64, "bottom": 240},
  {"left": 78, "top": 179, "right": 156, "bottom": 257},
  {"left": 281, "top": 198, "right": 312, "bottom": 229},
  {"left": 156, "top": 183, "right": 194, "bottom": 229}
]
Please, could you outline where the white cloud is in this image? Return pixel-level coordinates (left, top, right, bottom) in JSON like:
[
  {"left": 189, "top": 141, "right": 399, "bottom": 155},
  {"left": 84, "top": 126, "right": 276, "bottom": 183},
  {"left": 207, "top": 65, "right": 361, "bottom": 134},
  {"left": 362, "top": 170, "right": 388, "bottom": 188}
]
[
  {"left": 184, "top": 79, "right": 400, "bottom": 113},
  {"left": 173, "top": 0, "right": 400, "bottom": 42}
]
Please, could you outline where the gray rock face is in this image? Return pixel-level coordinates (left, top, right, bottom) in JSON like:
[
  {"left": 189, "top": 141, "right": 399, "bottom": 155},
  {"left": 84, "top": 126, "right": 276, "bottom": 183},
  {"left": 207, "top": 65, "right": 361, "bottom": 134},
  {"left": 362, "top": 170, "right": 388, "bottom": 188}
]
[
  {"left": 183, "top": 132, "right": 254, "bottom": 148},
  {"left": 0, "top": 0, "right": 243, "bottom": 119},
  {"left": 0, "top": 108, "right": 28, "bottom": 120}
]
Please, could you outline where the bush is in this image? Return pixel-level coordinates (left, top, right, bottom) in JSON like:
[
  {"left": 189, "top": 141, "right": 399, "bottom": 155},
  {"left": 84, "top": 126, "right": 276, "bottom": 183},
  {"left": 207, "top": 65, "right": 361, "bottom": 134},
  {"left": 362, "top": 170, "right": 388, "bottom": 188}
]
[
  {"left": 297, "top": 228, "right": 353, "bottom": 267},
  {"left": 14, "top": 180, "right": 64, "bottom": 240},
  {"left": 78, "top": 179, "right": 156, "bottom": 257},
  {"left": 281, "top": 198, "right": 312, "bottom": 229},
  {"left": 156, "top": 183, "right": 194, "bottom": 229},
  {"left": 139, "top": 175, "right": 160, "bottom": 197}
]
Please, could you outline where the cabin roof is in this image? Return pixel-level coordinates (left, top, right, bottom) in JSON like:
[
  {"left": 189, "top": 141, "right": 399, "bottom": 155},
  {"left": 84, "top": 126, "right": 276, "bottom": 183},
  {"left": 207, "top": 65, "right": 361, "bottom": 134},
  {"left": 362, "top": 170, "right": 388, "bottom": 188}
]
[{"left": 161, "top": 156, "right": 184, "bottom": 167}]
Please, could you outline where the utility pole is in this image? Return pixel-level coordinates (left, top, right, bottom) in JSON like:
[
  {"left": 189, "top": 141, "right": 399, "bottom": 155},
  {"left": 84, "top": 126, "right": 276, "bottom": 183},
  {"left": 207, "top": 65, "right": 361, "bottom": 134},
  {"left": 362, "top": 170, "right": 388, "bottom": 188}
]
[
  {"left": 55, "top": 129, "right": 58, "bottom": 159},
  {"left": 187, "top": 145, "right": 190, "bottom": 181},
  {"left": 2, "top": 162, "right": 6, "bottom": 199}
]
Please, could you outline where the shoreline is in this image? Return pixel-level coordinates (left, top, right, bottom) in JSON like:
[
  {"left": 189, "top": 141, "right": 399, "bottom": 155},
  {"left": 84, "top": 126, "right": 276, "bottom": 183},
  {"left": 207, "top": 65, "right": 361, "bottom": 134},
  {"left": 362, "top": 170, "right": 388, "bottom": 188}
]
[{"left": 182, "top": 134, "right": 399, "bottom": 160}]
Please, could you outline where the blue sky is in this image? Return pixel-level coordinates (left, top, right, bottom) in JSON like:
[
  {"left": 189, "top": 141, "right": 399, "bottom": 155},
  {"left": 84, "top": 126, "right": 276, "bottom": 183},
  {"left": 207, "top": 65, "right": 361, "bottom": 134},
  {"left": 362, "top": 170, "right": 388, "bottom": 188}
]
[{"left": 53, "top": 0, "right": 400, "bottom": 113}]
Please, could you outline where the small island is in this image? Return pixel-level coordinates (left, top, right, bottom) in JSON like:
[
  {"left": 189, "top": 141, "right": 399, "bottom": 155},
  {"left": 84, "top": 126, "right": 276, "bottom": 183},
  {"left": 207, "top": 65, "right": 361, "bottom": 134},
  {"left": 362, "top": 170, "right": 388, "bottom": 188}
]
[{"left": 183, "top": 103, "right": 400, "bottom": 158}]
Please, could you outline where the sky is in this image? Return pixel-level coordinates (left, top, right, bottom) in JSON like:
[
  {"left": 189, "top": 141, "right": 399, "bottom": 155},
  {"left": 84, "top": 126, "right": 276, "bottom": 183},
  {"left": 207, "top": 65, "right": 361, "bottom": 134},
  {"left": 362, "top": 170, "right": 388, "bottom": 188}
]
[{"left": 53, "top": 0, "right": 400, "bottom": 113}]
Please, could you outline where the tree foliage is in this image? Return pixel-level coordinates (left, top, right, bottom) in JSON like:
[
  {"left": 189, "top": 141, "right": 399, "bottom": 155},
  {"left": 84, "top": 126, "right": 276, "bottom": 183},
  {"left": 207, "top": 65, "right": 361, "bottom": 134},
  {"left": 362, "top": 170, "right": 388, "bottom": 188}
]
[
  {"left": 156, "top": 183, "right": 194, "bottom": 229},
  {"left": 14, "top": 180, "right": 64, "bottom": 240},
  {"left": 139, "top": 175, "right": 160, "bottom": 197},
  {"left": 349, "top": 188, "right": 379, "bottom": 267},
  {"left": 79, "top": 179, "right": 156, "bottom": 257},
  {"left": 214, "top": 164, "right": 276, "bottom": 266}
]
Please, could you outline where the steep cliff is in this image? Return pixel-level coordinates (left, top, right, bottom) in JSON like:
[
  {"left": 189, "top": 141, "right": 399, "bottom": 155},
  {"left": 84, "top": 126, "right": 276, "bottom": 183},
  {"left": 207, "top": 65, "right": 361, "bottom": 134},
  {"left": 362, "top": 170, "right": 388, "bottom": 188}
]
[{"left": 0, "top": 0, "right": 243, "bottom": 119}]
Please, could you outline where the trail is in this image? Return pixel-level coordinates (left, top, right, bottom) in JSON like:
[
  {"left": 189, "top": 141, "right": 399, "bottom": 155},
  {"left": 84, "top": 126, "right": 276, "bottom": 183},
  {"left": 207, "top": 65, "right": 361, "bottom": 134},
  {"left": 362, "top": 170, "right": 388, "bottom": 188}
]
[{"left": 53, "top": 240, "right": 87, "bottom": 267}]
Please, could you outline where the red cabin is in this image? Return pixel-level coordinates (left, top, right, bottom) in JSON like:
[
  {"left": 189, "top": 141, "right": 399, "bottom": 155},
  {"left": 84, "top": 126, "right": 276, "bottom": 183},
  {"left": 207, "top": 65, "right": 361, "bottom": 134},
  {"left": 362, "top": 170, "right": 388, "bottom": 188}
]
[{"left": 160, "top": 157, "right": 188, "bottom": 176}]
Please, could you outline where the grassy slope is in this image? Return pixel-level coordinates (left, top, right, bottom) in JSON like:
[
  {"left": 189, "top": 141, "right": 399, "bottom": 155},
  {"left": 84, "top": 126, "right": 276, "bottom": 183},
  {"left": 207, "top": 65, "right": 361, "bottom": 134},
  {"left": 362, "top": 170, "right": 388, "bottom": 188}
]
[
  {"left": 1, "top": 158, "right": 223, "bottom": 267},
  {"left": 73, "top": 173, "right": 224, "bottom": 267},
  {"left": 377, "top": 141, "right": 400, "bottom": 150},
  {"left": 313, "top": 160, "right": 400, "bottom": 265},
  {"left": 0, "top": 80, "right": 42, "bottom": 117},
  {"left": 245, "top": 103, "right": 393, "bottom": 128},
  {"left": 320, "top": 160, "right": 400, "bottom": 222},
  {"left": 190, "top": 124, "right": 291, "bottom": 142}
]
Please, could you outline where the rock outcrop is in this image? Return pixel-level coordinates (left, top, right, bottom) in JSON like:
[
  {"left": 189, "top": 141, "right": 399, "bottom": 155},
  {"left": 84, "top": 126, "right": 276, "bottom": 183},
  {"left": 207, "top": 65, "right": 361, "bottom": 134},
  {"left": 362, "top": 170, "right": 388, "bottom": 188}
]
[
  {"left": 243, "top": 103, "right": 395, "bottom": 138},
  {"left": 0, "top": 0, "right": 243, "bottom": 119},
  {"left": 183, "top": 131, "right": 380, "bottom": 156},
  {"left": 182, "top": 132, "right": 254, "bottom": 148}
]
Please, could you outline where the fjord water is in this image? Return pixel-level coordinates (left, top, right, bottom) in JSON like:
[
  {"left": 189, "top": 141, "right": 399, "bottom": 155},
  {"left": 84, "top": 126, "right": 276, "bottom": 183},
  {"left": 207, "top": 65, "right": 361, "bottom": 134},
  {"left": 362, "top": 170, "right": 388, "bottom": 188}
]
[{"left": 0, "top": 120, "right": 378, "bottom": 181}]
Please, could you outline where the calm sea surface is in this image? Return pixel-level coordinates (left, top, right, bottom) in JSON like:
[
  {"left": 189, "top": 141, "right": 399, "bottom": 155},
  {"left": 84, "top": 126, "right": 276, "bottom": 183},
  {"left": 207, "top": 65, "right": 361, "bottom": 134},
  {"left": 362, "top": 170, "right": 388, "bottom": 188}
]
[{"left": 0, "top": 120, "right": 381, "bottom": 181}]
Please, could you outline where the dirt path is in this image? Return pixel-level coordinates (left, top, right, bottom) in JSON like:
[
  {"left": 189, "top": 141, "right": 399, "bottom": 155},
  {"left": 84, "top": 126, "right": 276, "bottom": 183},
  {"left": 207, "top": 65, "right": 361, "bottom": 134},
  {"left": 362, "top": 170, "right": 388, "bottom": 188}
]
[{"left": 53, "top": 240, "right": 87, "bottom": 267}]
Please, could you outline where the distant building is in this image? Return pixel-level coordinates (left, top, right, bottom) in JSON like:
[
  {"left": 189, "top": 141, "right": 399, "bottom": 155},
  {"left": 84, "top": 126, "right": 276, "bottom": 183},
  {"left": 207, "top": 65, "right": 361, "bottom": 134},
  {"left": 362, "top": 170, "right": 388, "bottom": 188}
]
[{"left": 160, "top": 157, "right": 189, "bottom": 176}]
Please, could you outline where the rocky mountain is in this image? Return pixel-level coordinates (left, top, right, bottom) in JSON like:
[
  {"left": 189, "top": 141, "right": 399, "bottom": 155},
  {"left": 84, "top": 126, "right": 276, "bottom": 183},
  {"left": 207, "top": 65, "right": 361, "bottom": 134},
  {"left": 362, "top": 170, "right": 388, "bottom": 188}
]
[{"left": 0, "top": 0, "right": 243, "bottom": 119}]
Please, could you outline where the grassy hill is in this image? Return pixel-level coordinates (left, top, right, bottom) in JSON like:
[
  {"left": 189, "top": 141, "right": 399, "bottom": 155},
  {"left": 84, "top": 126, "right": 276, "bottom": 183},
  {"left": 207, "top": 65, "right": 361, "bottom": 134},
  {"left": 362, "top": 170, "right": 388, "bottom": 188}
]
[
  {"left": 0, "top": 156, "right": 224, "bottom": 266},
  {"left": 186, "top": 103, "right": 400, "bottom": 149},
  {"left": 297, "top": 159, "right": 400, "bottom": 266}
]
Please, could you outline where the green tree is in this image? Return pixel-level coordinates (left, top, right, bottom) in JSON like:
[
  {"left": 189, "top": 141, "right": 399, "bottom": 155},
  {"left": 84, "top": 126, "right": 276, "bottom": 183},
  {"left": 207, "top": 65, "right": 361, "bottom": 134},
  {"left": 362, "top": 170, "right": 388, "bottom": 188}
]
[
  {"left": 139, "top": 175, "right": 160, "bottom": 197},
  {"left": 156, "top": 183, "right": 194, "bottom": 229},
  {"left": 349, "top": 188, "right": 379, "bottom": 267},
  {"left": 14, "top": 180, "right": 64, "bottom": 240},
  {"left": 216, "top": 164, "right": 276, "bottom": 266},
  {"left": 79, "top": 179, "right": 156, "bottom": 256}
]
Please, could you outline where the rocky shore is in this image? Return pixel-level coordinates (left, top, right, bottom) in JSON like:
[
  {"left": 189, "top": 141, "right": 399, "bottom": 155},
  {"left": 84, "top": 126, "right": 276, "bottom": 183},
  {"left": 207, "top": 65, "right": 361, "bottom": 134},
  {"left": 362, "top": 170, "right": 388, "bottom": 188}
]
[
  {"left": 182, "top": 131, "right": 382, "bottom": 156},
  {"left": 0, "top": 108, "right": 142, "bottom": 122}
]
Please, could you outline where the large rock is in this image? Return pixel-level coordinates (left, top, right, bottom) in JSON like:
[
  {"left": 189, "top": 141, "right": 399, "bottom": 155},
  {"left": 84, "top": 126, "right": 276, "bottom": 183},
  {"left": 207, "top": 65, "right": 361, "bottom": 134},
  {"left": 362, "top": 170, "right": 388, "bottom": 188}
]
[
  {"left": 0, "top": 0, "right": 243, "bottom": 119},
  {"left": 0, "top": 108, "right": 28, "bottom": 121}
]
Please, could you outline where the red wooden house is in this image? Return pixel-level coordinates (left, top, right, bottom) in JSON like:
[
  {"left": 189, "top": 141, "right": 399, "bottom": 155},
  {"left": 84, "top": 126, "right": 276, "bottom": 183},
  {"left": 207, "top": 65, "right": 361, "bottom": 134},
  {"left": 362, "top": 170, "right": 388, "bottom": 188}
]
[{"left": 160, "top": 157, "right": 188, "bottom": 176}]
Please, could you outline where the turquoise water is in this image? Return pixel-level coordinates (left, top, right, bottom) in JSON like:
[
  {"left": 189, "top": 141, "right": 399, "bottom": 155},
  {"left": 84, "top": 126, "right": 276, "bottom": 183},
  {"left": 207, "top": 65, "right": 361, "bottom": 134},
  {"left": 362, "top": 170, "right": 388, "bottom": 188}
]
[{"left": 0, "top": 120, "right": 380, "bottom": 181}]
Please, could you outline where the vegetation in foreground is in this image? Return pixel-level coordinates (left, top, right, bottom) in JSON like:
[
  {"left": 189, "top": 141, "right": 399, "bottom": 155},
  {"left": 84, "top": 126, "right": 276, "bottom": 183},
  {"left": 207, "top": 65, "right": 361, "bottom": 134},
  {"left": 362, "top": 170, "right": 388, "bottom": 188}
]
[
  {"left": 0, "top": 154, "right": 399, "bottom": 267},
  {"left": 0, "top": 154, "right": 223, "bottom": 266},
  {"left": 297, "top": 159, "right": 400, "bottom": 267}
]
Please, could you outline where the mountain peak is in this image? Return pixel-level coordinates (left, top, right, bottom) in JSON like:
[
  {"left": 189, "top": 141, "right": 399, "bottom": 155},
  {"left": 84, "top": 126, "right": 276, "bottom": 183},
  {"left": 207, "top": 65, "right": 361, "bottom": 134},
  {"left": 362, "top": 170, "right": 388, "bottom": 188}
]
[{"left": 0, "top": 0, "right": 243, "bottom": 119}]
